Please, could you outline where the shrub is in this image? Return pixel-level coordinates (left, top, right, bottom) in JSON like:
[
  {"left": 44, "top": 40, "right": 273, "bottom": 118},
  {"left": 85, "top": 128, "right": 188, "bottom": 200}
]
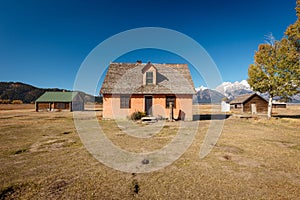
[
  {"left": 0, "top": 99, "right": 11, "bottom": 104},
  {"left": 130, "top": 111, "right": 146, "bottom": 120},
  {"left": 11, "top": 100, "right": 23, "bottom": 104}
]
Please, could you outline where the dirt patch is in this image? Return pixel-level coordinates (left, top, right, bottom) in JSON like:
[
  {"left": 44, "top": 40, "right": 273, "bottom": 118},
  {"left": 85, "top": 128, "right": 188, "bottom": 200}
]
[
  {"left": 216, "top": 145, "right": 244, "bottom": 154},
  {"left": 0, "top": 183, "right": 36, "bottom": 200},
  {"left": 266, "top": 140, "right": 298, "bottom": 149},
  {"left": 277, "top": 171, "right": 300, "bottom": 186},
  {"left": 215, "top": 144, "right": 261, "bottom": 167},
  {"left": 48, "top": 179, "right": 68, "bottom": 193},
  {"left": 290, "top": 145, "right": 300, "bottom": 150},
  {"left": 223, "top": 154, "right": 232, "bottom": 160},
  {"left": 233, "top": 156, "right": 261, "bottom": 167},
  {"left": 13, "top": 148, "right": 28, "bottom": 155},
  {"left": 218, "top": 153, "right": 261, "bottom": 168},
  {"left": 62, "top": 131, "right": 72, "bottom": 135},
  {"left": 30, "top": 137, "right": 76, "bottom": 152}
]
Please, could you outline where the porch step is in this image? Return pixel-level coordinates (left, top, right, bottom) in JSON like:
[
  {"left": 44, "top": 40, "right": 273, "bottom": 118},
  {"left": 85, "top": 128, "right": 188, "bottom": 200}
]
[{"left": 141, "top": 116, "right": 158, "bottom": 123}]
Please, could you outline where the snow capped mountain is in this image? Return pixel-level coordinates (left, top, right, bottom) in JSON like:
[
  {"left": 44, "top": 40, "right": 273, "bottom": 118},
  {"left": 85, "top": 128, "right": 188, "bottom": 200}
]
[
  {"left": 195, "top": 80, "right": 300, "bottom": 103},
  {"left": 193, "top": 88, "right": 225, "bottom": 104},
  {"left": 290, "top": 93, "right": 300, "bottom": 103},
  {"left": 215, "top": 80, "right": 252, "bottom": 99},
  {"left": 195, "top": 85, "right": 207, "bottom": 92},
  {"left": 240, "top": 80, "right": 250, "bottom": 87},
  {"left": 194, "top": 80, "right": 252, "bottom": 103}
]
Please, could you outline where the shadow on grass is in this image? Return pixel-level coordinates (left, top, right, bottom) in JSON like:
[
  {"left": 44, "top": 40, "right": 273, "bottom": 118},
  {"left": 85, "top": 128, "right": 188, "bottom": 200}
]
[
  {"left": 75, "top": 109, "right": 102, "bottom": 112},
  {"left": 193, "top": 114, "right": 231, "bottom": 121},
  {"left": 273, "top": 115, "right": 300, "bottom": 119},
  {"left": 83, "top": 109, "right": 102, "bottom": 112}
]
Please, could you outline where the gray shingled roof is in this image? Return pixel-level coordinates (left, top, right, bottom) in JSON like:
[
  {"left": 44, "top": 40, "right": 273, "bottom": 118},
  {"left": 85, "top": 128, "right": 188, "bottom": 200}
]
[
  {"left": 100, "top": 63, "right": 196, "bottom": 95},
  {"left": 230, "top": 93, "right": 267, "bottom": 104},
  {"left": 36, "top": 92, "right": 79, "bottom": 102}
]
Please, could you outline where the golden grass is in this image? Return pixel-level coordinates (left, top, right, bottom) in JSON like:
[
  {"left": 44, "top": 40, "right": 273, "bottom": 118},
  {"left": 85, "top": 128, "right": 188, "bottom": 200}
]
[
  {"left": 0, "top": 104, "right": 35, "bottom": 110},
  {"left": 0, "top": 105, "right": 299, "bottom": 199}
]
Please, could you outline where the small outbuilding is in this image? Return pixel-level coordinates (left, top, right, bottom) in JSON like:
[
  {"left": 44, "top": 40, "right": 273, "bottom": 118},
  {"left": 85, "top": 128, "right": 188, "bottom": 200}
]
[
  {"left": 35, "top": 92, "right": 84, "bottom": 112},
  {"left": 221, "top": 101, "right": 230, "bottom": 112},
  {"left": 230, "top": 93, "right": 268, "bottom": 113},
  {"left": 272, "top": 102, "right": 287, "bottom": 108}
]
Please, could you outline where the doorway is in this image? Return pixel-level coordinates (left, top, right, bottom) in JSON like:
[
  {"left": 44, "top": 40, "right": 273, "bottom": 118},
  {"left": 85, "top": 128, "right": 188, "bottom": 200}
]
[{"left": 144, "top": 96, "right": 153, "bottom": 116}]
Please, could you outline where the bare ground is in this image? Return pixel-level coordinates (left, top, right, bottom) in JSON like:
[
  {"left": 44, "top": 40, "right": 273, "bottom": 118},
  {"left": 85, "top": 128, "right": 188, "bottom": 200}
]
[{"left": 0, "top": 104, "right": 299, "bottom": 199}]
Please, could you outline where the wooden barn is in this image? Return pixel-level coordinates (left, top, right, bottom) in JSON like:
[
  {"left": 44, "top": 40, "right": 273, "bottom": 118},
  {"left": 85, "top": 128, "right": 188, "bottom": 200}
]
[
  {"left": 35, "top": 92, "right": 84, "bottom": 112},
  {"left": 230, "top": 93, "right": 268, "bottom": 113},
  {"left": 100, "top": 62, "right": 195, "bottom": 120}
]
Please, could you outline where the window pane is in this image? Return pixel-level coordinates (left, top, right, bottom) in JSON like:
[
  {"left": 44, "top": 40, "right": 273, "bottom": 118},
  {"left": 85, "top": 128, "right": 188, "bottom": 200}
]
[
  {"left": 57, "top": 103, "right": 65, "bottom": 109},
  {"left": 166, "top": 96, "right": 175, "bottom": 108},
  {"left": 146, "top": 72, "right": 153, "bottom": 84},
  {"left": 120, "top": 95, "right": 130, "bottom": 108}
]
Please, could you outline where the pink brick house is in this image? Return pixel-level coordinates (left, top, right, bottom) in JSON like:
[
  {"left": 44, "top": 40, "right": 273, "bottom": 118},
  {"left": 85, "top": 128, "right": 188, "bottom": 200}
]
[{"left": 100, "top": 62, "right": 195, "bottom": 120}]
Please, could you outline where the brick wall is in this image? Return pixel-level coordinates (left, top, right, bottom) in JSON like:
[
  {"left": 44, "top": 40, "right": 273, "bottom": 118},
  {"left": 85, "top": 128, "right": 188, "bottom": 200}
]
[
  {"left": 102, "top": 94, "right": 193, "bottom": 120},
  {"left": 103, "top": 94, "right": 131, "bottom": 119}
]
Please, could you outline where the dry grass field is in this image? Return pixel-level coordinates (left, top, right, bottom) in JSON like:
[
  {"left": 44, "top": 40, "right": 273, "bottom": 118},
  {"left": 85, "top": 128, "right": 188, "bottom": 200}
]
[{"left": 0, "top": 104, "right": 299, "bottom": 199}]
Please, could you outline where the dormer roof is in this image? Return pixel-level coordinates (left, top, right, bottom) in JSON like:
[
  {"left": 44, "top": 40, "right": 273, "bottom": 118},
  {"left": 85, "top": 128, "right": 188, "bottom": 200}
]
[{"left": 141, "top": 62, "right": 157, "bottom": 74}]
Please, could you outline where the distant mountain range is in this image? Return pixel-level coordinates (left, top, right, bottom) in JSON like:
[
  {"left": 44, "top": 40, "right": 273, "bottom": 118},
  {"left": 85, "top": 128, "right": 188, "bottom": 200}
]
[
  {"left": 215, "top": 80, "right": 253, "bottom": 99},
  {"left": 193, "top": 88, "right": 226, "bottom": 103},
  {"left": 194, "top": 80, "right": 300, "bottom": 103},
  {"left": 0, "top": 82, "right": 102, "bottom": 103},
  {"left": 1, "top": 81, "right": 299, "bottom": 104}
]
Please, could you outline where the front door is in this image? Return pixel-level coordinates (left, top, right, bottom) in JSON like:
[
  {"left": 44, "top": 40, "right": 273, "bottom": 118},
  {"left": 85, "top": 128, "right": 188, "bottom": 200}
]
[{"left": 145, "top": 96, "right": 153, "bottom": 116}]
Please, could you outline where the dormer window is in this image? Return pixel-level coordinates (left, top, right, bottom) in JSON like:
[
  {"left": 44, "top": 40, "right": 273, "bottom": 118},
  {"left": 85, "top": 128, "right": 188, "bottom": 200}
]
[
  {"left": 142, "top": 62, "right": 157, "bottom": 85},
  {"left": 146, "top": 72, "right": 153, "bottom": 85}
]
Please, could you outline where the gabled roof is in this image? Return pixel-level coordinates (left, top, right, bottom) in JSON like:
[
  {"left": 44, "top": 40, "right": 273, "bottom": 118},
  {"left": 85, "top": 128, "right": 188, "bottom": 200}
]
[
  {"left": 100, "top": 62, "right": 195, "bottom": 95},
  {"left": 230, "top": 93, "right": 267, "bottom": 104},
  {"left": 141, "top": 62, "right": 157, "bottom": 73},
  {"left": 36, "top": 92, "right": 80, "bottom": 102}
]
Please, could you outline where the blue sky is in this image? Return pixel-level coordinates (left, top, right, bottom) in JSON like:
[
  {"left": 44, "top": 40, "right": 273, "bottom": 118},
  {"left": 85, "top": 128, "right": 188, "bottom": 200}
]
[{"left": 0, "top": 0, "right": 297, "bottom": 94}]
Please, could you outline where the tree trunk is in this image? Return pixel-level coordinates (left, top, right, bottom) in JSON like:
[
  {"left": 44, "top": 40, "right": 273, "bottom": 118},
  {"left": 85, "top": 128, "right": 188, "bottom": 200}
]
[{"left": 267, "top": 96, "right": 273, "bottom": 119}]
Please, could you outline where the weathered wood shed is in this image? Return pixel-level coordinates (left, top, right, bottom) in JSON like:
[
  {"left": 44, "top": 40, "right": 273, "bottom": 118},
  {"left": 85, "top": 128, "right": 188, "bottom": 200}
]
[
  {"left": 35, "top": 92, "right": 84, "bottom": 112},
  {"left": 230, "top": 93, "right": 268, "bottom": 113}
]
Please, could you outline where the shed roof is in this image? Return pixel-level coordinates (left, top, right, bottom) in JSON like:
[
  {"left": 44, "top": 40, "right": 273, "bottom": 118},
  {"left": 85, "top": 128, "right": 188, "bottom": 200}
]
[
  {"left": 230, "top": 93, "right": 267, "bottom": 104},
  {"left": 36, "top": 92, "right": 80, "bottom": 102},
  {"left": 100, "top": 62, "right": 195, "bottom": 95}
]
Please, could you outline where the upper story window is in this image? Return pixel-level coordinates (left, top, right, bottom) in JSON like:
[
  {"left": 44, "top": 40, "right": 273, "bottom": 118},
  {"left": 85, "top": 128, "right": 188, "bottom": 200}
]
[
  {"left": 146, "top": 72, "right": 153, "bottom": 85},
  {"left": 142, "top": 62, "right": 157, "bottom": 85}
]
